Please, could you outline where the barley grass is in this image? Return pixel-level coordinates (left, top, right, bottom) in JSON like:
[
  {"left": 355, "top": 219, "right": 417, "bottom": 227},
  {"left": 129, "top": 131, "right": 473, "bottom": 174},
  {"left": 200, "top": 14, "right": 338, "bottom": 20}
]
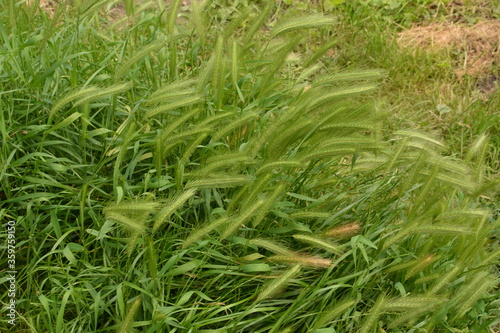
[{"left": 1, "top": 1, "right": 498, "bottom": 332}]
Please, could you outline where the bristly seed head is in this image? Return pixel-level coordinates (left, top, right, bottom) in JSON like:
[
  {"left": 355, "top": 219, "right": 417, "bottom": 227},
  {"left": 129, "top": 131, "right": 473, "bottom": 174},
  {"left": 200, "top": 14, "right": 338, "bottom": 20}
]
[
  {"left": 325, "top": 221, "right": 362, "bottom": 238},
  {"left": 269, "top": 255, "right": 332, "bottom": 268}
]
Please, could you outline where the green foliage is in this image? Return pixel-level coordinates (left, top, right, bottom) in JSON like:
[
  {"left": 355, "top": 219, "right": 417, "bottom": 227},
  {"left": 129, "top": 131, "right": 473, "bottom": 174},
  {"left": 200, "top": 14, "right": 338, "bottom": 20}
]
[{"left": 0, "top": 1, "right": 498, "bottom": 332}]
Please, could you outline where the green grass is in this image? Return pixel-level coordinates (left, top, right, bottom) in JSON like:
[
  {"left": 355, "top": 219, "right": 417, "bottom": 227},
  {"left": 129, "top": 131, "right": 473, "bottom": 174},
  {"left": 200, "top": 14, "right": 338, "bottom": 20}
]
[
  {"left": 0, "top": 1, "right": 498, "bottom": 332},
  {"left": 283, "top": 0, "right": 500, "bottom": 174}
]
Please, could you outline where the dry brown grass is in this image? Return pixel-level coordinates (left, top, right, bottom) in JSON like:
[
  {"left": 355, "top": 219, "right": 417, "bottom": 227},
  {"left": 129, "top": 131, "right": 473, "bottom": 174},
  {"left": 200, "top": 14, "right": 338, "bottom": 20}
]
[{"left": 398, "top": 21, "right": 500, "bottom": 78}]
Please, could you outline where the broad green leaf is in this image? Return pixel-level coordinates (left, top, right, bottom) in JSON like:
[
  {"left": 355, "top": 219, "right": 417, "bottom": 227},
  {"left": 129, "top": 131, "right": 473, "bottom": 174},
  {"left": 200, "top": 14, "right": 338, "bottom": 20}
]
[{"left": 241, "top": 264, "right": 271, "bottom": 273}]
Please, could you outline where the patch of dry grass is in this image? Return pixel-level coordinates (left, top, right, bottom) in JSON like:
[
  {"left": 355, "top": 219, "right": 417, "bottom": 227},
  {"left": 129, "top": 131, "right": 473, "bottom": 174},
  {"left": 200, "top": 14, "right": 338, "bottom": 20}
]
[{"left": 398, "top": 21, "right": 499, "bottom": 79}]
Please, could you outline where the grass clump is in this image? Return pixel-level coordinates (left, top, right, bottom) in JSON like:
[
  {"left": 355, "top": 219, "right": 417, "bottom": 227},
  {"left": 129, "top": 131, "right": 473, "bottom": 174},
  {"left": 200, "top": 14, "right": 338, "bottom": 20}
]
[{"left": 0, "top": 1, "right": 498, "bottom": 332}]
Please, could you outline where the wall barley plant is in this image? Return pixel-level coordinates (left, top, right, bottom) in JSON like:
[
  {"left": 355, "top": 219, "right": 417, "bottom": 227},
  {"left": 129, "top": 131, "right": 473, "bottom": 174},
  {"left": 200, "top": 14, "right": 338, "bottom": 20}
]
[{"left": 1, "top": 1, "right": 498, "bottom": 332}]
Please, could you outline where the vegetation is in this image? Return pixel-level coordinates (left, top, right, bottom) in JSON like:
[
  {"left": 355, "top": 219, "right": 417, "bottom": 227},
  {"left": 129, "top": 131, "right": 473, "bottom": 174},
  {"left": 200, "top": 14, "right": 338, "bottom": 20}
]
[{"left": 0, "top": 0, "right": 498, "bottom": 332}]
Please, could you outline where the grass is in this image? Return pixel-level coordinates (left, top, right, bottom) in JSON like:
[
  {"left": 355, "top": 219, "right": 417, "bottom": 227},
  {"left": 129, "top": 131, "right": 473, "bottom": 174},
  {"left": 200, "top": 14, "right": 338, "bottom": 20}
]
[
  {"left": 0, "top": 0, "right": 498, "bottom": 332},
  {"left": 333, "top": 1, "right": 500, "bottom": 171}
]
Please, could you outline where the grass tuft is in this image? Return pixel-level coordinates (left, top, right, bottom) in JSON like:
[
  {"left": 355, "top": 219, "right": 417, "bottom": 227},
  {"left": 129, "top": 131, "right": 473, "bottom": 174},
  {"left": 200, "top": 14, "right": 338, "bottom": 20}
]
[{"left": 2, "top": 1, "right": 498, "bottom": 332}]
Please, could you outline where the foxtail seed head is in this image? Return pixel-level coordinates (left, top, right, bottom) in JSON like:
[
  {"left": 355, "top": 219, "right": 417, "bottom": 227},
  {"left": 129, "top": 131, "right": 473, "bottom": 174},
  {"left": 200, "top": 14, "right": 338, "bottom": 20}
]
[{"left": 325, "top": 221, "right": 362, "bottom": 238}]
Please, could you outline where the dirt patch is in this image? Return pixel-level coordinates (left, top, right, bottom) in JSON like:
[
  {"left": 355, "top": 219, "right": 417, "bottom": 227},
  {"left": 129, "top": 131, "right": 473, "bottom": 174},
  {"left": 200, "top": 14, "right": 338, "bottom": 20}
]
[{"left": 398, "top": 21, "right": 499, "bottom": 79}]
